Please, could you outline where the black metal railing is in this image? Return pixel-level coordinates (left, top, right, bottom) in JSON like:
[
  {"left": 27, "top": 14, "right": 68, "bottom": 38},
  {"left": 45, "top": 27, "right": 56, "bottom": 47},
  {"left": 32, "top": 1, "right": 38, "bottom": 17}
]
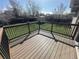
[
  {"left": 4, "top": 21, "right": 38, "bottom": 41},
  {"left": 40, "top": 21, "right": 79, "bottom": 40},
  {"left": 3, "top": 21, "right": 79, "bottom": 41},
  {"left": 0, "top": 28, "right": 10, "bottom": 59},
  {"left": 0, "top": 21, "right": 79, "bottom": 59}
]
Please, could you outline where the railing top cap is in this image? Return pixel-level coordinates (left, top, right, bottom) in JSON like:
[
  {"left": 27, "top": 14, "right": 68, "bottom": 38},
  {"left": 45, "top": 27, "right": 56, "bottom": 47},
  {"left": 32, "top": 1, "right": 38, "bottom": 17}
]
[{"left": 0, "top": 28, "right": 3, "bottom": 45}]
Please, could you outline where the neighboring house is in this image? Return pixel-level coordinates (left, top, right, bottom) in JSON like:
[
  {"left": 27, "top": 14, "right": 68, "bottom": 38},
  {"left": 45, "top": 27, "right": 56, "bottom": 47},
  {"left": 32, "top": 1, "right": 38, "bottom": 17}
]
[
  {"left": 0, "top": 10, "right": 15, "bottom": 26},
  {"left": 37, "top": 16, "right": 45, "bottom": 22},
  {"left": 70, "top": 0, "right": 79, "bottom": 43},
  {"left": 70, "top": 0, "right": 79, "bottom": 24},
  {"left": 45, "top": 14, "right": 72, "bottom": 24},
  {"left": 0, "top": 13, "right": 9, "bottom": 25},
  {"left": 70, "top": 0, "right": 79, "bottom": 16}
]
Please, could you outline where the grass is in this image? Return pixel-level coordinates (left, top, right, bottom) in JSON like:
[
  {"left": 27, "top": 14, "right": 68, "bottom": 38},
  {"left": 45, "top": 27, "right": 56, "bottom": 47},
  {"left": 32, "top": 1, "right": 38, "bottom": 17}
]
[
  {"left": 40, "top": 23, "right": 72, "bottom": 36},
  {"left": 5, "top": 24, "right": 38, "bottom": 40},
  {"left": 30, "top": 24, "right": 39, "bottom": 32},
  {"left": 5, "top": 23, "right": 73, "bottom": 40}
]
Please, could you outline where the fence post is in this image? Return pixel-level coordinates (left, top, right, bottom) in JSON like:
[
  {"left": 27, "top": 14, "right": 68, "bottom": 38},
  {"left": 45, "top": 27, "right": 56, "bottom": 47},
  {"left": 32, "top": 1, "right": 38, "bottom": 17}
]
[
  {"left": 51, "top": 24, "right": 53, "bottom": 33},
  {"left": 38, "top": 21, "right": 40, "bottom": 34},
  {"left": 28, "top": 22, "right": 31, "bottom": 34},
  {"left": 51, "top": 23, "right": 57, "bottom": 41}
]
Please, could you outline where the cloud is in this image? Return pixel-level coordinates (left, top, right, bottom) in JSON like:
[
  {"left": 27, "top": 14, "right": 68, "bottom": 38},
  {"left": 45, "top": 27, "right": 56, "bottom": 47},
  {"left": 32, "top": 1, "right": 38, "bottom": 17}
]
[
  {"left": 40, "top": 11, "right": 53, "bottom": 14},
  {"left": 1, "top": 7, "right": 8, "bottom": 12},
  {"left": 64, "top": 8, "right": 71, "bottom": 14},
  {"left": 2, "top": 8, "right": 8, "bottom": 11},
  {"left": 8, "top": 4, "right": 12, "bottom": 8}
]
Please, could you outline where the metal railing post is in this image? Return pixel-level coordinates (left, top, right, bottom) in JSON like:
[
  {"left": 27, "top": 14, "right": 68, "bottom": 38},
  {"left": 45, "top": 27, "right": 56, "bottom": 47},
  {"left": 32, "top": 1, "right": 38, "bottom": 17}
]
[
  {"left": 72, "top": 25, "right": 79, "bottom": 40},
  {"left": 38, "top": 21, "right": 40, "bottom": 34},
  {"left": 28, "top": 22, "right": 31, "bottom": 34},
  {"left": 51, "top": 23, "right": 53, "bottom": 33},
  {"left": 51, "top": 23, "right": 57, "bottom": 41}
]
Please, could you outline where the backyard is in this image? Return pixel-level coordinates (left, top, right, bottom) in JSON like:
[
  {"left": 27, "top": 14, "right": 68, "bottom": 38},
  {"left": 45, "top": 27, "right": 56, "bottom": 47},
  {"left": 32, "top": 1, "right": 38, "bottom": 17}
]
[
  {"left": 5, "top": 23, "right": 38, "bottom": 40},
  {"left": 5, "top": 22, "right": 73, "bottom": 40}
]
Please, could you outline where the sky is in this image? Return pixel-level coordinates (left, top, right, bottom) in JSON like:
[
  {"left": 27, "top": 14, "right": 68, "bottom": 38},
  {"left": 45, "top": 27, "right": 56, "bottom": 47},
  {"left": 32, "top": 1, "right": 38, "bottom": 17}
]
[{"left": 0, "top": 0, "right": 71, "bottom": 14}]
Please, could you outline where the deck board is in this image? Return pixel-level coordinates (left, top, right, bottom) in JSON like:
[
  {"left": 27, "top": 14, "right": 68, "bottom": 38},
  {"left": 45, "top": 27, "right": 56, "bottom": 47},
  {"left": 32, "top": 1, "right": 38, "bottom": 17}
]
[
  {"left": 0, "top": 55, "right": 3, "bottom": 59},
  {"left": 11, "top": 35, "right": 44, "bottom": 59},
  {"left": 60, "top": 43, "right": 69, "bottom": 59},
  {"left": 54, "top": 42, "right": 63, "bottom": 59},
  {"left": 10, "top": 35, "right": 77, "bottom": 59},
  {"left": 70, "top": 46, "right": 77, "bottom": 59},
  {"left": 30, "top": 39, "right": 55, "bottom": 59},
  {"left": 39, "top": 40, "right": 55, "bottom": 59},
  {"left": 44, "top": 40, "right": 56, "bottom": 59},
  {"left": 24, "top": 37, "right": 51, "bottom": 59},
  {"left": 50, "top": 42, "right": 60, "bottom": 59},
  {"left": 10, "top": 37, "right": 37, "bottom": 56},
  {"left": 19, "top": 36, "right": 48, "bottom": 59}
]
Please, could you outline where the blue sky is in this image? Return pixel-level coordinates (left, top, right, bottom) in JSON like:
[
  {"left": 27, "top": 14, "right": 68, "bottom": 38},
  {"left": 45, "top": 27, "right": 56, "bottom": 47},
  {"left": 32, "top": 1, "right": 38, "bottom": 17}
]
[{"left": 0, "top": 0, "right": 71, "bottom": 13}]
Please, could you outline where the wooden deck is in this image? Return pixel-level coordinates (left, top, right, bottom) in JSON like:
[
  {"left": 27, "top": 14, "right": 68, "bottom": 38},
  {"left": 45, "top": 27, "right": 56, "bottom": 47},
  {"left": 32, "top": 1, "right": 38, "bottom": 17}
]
[
  {"left": 0, "top": 28, "right": 3, "bottom": 44},
  {"left": 0, "top": 28, "right": 4, "bottom": 59},
  {"left": 10, "top": 35, "right": 77, "bottom": 59},
  {"left": 0, "top": 55, "right": 3, "bottom": 59}
]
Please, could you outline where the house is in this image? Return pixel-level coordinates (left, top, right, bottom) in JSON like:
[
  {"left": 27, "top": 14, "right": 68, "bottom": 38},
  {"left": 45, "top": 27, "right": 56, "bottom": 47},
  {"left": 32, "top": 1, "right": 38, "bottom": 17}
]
[{"left": 70, "top": 0, "right": 79, "bottom": 43}]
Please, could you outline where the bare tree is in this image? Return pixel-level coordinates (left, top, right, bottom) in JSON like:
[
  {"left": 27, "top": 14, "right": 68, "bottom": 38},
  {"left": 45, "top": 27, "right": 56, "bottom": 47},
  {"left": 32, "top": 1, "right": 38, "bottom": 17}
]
[
  {"left": 58, "top": 3, "right": 66, "bottom": 14},
  {"left": 27, "top": 0, "right": 40, "bottom": 16},
  {"left": 9, "top": 0, "right": 22, "bottom": 17},
  {"left": 53, "top": 3, "right": 66, "bottom": 15}
]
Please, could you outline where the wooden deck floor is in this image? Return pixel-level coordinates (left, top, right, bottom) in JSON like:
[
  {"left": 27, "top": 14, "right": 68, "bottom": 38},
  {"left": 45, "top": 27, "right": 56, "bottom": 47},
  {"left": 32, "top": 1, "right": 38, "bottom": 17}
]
[
  {"left": 0, "top": 55, "right": 3, "bottom": 59},
  {"left": 10, "top": 35, "right": 77, "bottom": 59}
]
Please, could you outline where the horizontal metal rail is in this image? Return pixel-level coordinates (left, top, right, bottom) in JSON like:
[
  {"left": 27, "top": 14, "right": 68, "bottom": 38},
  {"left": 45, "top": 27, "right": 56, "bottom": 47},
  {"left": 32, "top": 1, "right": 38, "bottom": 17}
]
[{"left": 4, "top": 21, "right": 79, "bottom": 40}]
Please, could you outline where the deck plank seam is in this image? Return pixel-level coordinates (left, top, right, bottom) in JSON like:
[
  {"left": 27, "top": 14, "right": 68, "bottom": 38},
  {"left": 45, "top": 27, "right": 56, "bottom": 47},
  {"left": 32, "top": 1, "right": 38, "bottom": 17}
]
[
  {"left": 11, "top": 37, "right": 37, "bottom": 53},
  {"left": 38, "top": 40, "right": 55, "bottom": 59},
  {"left": 59, "top": 43, "right": 65, "bottom": 59},
  {"left": 19, "top": 36, "right": 49, "bottom": 59},
  {"left": 29, "top": 39, "right": 53, "bottom": 59},
  {"left": 44, "top": 40, "right": 57, "bottom": 59},
  {"left": 52, "top": 42, "right": 61, "bottom": 59},
  {"left": 11, "top": 36, "right": 42, "bottom": 58},
  {"left": 23, "top": 38, "right": 51, "bottom": 59},
  {"left": 13, "top": 37, "right": 44, "bottom": 59},
  {"left": 11, "top": 37, "right": 39, "bottom": 56}
]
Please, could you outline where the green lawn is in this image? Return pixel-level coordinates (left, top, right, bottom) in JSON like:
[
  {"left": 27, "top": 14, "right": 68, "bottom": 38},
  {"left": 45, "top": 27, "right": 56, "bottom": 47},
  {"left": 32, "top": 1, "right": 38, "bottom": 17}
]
[
  {"left": 5, "top": 24, "right": 38, "bottom": 40},
  {"left": 5, "top": 23, "right": 72, "bottom": 40},
  {"left": 30, "top": 24, "right": 39, "bottom": 32},
  {"left": 40, "top": 23, "right": 72, "bottom": 36}
]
